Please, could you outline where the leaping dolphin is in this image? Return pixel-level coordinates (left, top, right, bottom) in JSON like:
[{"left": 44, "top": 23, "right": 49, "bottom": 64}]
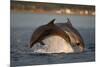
[
  {"left": 56, "top": 18, "right": 85, "bottom": 52},
  {"left": 29, "top": 18, "right": 85, "bottom": 53},
  {"left": 30, "top": 19, "right": 71, "bottom": 48}
]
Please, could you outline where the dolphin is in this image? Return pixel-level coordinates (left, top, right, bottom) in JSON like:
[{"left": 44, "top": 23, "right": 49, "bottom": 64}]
[
  {"left": 30, "top": 18, "right": 85, "bottom": 53},
  {"left": 56, "top": 18, "right": 85, "bottom": 52},
  {"left": 30, "top": 19, "right": 71, "bottom": 48}
]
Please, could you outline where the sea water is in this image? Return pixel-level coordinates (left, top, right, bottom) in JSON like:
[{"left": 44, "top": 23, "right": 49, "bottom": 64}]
[{"left": 11, "top": 12, "right": 95, "bottom": 66}]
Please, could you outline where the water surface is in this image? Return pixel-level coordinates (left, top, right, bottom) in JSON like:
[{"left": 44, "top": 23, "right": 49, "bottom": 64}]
[{"left": 11, "top": 12, "right": 95, "bottom": 66}]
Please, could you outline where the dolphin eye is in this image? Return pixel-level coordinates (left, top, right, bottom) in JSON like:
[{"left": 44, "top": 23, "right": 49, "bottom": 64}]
[{"left": 76, "top": 42, "right": 80, "bottom": 46}]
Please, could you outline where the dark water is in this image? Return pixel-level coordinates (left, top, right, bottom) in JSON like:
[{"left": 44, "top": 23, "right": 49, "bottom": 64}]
[{"left": 11, "top": 12, "right": 95, "bottom": 67}]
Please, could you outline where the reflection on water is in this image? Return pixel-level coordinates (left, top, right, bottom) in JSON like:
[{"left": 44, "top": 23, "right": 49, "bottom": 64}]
[{"left": 11, "top": 12, "right": 95, "bottom": 66}]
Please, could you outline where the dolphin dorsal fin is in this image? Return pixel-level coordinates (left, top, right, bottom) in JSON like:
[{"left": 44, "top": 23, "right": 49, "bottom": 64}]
[
  {"left": 67, "top": 18, "right": 72, "bottom": 26},
  {"left": 48, "top": 19, "right": 55, "bottom": 25}
]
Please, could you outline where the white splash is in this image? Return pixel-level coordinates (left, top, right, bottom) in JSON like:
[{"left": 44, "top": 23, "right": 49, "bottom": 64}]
[{"left": 32, "top": 35, "right": 74, "bottom": 53}]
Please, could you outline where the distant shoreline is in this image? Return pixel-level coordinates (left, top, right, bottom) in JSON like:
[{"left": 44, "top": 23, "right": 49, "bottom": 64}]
[
  {"left": 11, "top": 1, "right": 95, "bottom": 16},
  {"left": 11, "top": 10, "right": 95, "bottom": 16}
]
